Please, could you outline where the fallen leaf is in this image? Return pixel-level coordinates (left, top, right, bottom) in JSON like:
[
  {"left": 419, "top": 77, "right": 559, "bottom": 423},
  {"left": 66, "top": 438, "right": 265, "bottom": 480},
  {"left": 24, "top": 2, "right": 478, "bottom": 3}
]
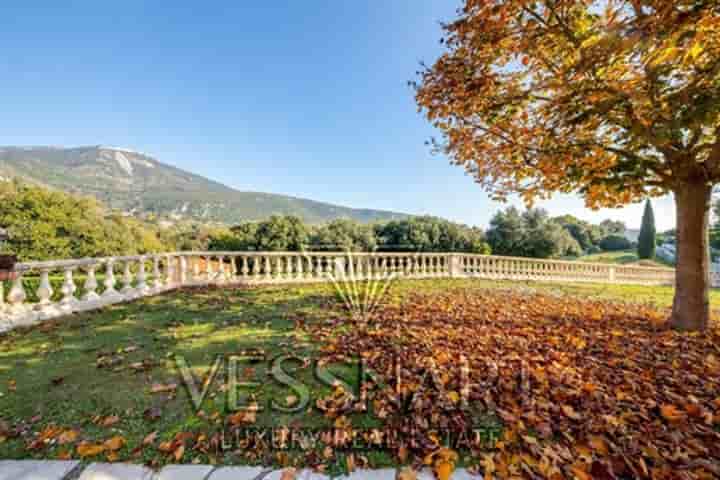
[
  {"left": 660, "top": 404, "right": 686, "bottom": 423},
  {"left": 57, "top": 430, "right": 80, "bottom": 445},
  {"left": 100, "top": 415, "right": 120, "bottom": 428},
  {"left": 151, "top": 383, "right": 178, "bottom": 394},
  {"left": 103, "top": 436, "right": 125, "bottom": 451},
  {"left": 173, "top": 444, "right": 185, "bottom": 461},
  {"left": 143, "top": 431, "right": 158, "bottom": 446},
  {"left": 77, "top": 442, "right": 105, "bottom": 458}
]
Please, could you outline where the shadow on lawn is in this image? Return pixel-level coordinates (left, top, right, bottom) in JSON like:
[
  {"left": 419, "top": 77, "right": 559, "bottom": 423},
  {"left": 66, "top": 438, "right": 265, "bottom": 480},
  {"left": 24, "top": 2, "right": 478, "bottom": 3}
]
[{"left": 0, "top": 285, "right": 348, "bottom": 440}]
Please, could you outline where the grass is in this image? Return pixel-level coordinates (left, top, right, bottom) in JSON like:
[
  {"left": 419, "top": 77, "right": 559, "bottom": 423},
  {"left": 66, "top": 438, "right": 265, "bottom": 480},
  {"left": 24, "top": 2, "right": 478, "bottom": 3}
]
[
  {"left": 0, "top": 278, "right": 718, "bottom": 471},
  {"left": 576, "top": 249, "right": 673, "bottom": 268}
]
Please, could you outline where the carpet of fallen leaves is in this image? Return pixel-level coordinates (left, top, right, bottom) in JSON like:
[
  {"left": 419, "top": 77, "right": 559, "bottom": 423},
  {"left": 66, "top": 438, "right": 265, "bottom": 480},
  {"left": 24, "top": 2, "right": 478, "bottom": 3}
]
[{"left": 312, "top": 288, "right": 720, "bottom": 479}]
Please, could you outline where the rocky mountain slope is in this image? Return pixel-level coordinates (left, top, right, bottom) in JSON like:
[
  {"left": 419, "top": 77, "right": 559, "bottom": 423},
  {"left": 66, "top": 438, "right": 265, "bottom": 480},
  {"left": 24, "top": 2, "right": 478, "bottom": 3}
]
[{"left": 0, "top": 146, "right": 408, "bottom": 224}]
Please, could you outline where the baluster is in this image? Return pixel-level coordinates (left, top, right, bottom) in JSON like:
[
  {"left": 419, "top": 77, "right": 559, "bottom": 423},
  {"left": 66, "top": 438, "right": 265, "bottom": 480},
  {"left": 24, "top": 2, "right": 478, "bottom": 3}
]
[
  {"left": 153, "top": 256, "right": 164, "bottom": 292},
  {"left": 359, "top": 256, "right": 367, "bottom": 280},
  {"left": 314, "top": 256, "right": 322, "bottom": 279},
  {"left": 179, "top": 255, "right": 188, "bottom": 285},
  {"left": 223, "top": 256, "right": 232, "bottom": 282},
  {"left": 230, "top": 256, "right": 238, "bottom": 282},
  {"left": 136, "top": 258, "right": 149, "bottom": 294},
  {"left": 121, "top": 260, "right": 135, "bottom": 296},
  {"left": 192, "top": 257, "right": 201, "bottom": 282},
  {"left": 280, "top": 256, "right": 288, "bottom": 281},
  {"left": 204, "top": 256, "right": 212, "bottom": 282},
  {"left": 37, "top": 269, "right": 54, "bottom": 306},
  {"left": 214, "top": 257, "right": 225, "bottom": 284},
  {"left": 250, "top": 256, "right": 259, "bottom": 279},
  {"left": 263, "top": 256, "right": 272, "bottom": 281},
  {"left": 8, "top": 272, "right": 27, "bottom": 316},
  {"left": 296, "top": 256, "right": 304, "bottom": 280},
  {"left": 241, "top": 256, "right": 249, "bottom": 279},
  {"left": 165, "top": 255, "right": 176, "bottom": 286},
  {"left": 58, "top": 267, "right": 77, "bottom": 310},
  {"left": 274, "top": 257, "right": 283, "bottom": 281},
  {"left": 83, "top": 264, "right": 101, "bottom": 301},
  {"left": 103, "top": 260, "right": 120, "bottom": 299}
]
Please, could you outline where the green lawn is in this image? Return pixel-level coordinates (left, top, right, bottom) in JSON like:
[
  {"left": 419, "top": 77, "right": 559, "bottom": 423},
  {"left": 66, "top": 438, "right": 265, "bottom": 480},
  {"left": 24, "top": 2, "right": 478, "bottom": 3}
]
[
  {"left": 0, "top": 279, "right": 718, "bottom": 473},
  {"left": 576, "top": 249, "right": 673, "bottom": 268}
]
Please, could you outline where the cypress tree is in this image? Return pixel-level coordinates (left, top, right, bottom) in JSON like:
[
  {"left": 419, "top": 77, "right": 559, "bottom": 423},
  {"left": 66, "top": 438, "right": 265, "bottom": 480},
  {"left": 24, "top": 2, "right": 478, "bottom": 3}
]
[{"left": 638, "top": 200, "right": 656, "bottom": 259}]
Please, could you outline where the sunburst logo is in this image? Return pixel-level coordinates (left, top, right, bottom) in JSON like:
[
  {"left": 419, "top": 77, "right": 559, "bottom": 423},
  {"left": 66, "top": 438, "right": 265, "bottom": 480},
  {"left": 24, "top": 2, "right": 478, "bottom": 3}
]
[{"left": 309, "top": 251, "right": 400, "bottom": 323}]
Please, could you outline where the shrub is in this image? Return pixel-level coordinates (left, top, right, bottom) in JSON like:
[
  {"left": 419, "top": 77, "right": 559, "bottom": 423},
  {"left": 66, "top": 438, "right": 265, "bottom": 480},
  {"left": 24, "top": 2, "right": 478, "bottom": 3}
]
[{"left": 599, "top": 235, "right": 632, "bottom": 251}]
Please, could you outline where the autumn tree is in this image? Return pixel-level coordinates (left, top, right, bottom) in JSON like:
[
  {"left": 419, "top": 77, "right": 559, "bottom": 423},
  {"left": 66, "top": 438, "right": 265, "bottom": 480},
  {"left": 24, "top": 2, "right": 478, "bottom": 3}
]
[
  {"left": 638, "top": 199, "right": 657, "bottom": 259},
  {"left": 415, "top": 0, "right": 720, "bottom": 330}
]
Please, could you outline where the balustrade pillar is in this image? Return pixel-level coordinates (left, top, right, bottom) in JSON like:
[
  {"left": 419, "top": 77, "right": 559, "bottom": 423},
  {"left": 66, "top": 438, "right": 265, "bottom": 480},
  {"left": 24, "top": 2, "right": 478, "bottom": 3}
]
[
  {"left": 60, "top": 267, "right": 77, "bottom": 308},
  {"left": 37, "top": 269, "right": 54, "bottom": 306},
  {"left": 205, "top": 256, "right": 213, "bottom": 282},
  {"left": 121, "top": 261, "right": 135, "bottom": 296},
  {"left": 264, "top": 257, "right": 272, "bottom": 281},
  {"left": 103, "top": 260, "right": 121, "bottom": 299},
  {"left": 7, "top": 273, "right": 27, "bottom": 314},
  {"left": 165, "top": 255, "right": 175, "bottom": 287},
  {"left": 191, "top": 257, "right": 201, "bottom": 283},
  {"left": 216, "top": 257, "right": 226, "bottom": 284},
  {"left": 136, "top": 258, "right": 149, "bottom": 295},
  {"left": 153, "top": 256, "right": 164, "bottom": 291},
  {"left": 82, "top": 264, "right": 101, "bottom": 302}
]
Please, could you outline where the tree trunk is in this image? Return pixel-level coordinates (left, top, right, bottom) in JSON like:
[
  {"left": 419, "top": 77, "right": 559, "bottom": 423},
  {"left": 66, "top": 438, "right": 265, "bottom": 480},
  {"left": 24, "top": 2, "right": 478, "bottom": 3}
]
[{"left": 670, "top": 182, "right": 712, "bottom": 331}]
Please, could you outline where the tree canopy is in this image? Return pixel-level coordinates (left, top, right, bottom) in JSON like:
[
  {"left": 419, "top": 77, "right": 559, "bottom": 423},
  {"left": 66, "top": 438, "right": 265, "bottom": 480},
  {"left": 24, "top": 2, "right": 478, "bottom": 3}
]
[
  {"left": 0, "top": 181, "right": 169, "bottom": 261},
  {"left": 415, "top": 0, "right": 720, "bottom": 330},
  {"left": 415, "top": 0, "right": 720, "bottom": 206}
]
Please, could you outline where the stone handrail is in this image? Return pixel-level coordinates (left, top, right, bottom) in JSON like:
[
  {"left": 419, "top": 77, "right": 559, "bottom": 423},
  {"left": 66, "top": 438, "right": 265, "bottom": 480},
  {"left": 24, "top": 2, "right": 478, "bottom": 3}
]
[{"left": 0, "top": 250, "right": 689, "bottom": 333}]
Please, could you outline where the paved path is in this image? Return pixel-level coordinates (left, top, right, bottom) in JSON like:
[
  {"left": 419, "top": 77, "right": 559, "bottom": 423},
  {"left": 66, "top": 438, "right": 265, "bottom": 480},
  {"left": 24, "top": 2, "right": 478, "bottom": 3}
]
[{"left": 0, "top": 462, "right": 481, "bottom": 480}]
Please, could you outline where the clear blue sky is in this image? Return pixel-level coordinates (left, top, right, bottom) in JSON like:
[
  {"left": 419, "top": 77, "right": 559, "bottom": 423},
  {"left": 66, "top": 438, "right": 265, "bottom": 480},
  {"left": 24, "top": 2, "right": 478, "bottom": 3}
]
[{"left": 0, "top": 1, "right": 675, "bottom": 230}]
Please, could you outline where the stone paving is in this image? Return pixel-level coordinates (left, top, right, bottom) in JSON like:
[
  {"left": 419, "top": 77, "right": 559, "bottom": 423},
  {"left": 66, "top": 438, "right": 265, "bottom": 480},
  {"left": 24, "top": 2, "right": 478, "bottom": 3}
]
[{"left": 0, "top": 462, "right": 483, "bottom": 479}]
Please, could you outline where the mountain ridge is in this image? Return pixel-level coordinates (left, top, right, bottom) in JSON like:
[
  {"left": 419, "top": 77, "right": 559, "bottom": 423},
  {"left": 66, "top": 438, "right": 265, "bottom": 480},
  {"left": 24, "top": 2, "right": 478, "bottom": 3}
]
[{"left": 0, "top": 145, "right": 409, "bottom": 225}]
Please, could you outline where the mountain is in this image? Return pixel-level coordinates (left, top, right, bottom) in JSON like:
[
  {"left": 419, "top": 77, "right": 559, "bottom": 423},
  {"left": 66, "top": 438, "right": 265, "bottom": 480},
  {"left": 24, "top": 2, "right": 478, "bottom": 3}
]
[{"left": 0, "top": 146, "right": 409, "bottom": 224}]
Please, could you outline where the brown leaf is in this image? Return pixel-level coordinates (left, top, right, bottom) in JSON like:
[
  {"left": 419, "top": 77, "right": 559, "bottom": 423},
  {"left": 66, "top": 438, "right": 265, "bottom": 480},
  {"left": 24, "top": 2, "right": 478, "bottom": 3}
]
[
  {"left": 143, "top": 431, "right": 158, "bottom": 446},
  {"left": 660, "top": 404, "right": 686, "bottom": 423},
  {"left": 76, "top": 442, "right": 105, "bottom": 458},
  {"left": 173, "top": 444, "right": 185, "bottom": 461},
  {"left": 151, "top": 383, "right": 177, "bottom": 394},
  {"left": 100, "top": 415, "right": 120, "bottom": 427},
  {"left": 57, "top": 430, "right": 80, "bottom": 445},
  {"left": 103, "top": 436, "right": 125, "bottom": 451}
]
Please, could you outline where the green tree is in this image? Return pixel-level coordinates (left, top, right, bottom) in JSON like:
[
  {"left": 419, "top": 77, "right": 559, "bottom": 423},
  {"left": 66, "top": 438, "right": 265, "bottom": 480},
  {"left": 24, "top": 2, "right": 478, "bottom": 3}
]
[
  {"left": 376, "top": 216, "right": 490, "bottom": 253},
  {"left": 486, "top": 208, "right": 526, "bottom": 256},
  {"left": 0, "top": 182, "right": 169, "bottom": 261},
  {"left": 311, "top": 219, "right": 377, "bottom": 251},
  {"left": 638, "top": 200, "right": 657, "bottom": 260},
  {"left": 599, "top": 235, "right": 632, "bottom": 252}
]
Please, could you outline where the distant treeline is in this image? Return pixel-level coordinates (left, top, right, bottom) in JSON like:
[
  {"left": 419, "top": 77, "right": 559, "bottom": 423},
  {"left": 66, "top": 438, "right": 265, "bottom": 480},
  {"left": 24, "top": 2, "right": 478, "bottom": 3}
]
[
  {"left": 209, "top": 209, "right": 630, "bottom": 258},
  {"left": 1, "top": 181, "right": 632, "bottom": 262},
  {"left": 208, "top": 216, "right": 492, "bottom": 254}
]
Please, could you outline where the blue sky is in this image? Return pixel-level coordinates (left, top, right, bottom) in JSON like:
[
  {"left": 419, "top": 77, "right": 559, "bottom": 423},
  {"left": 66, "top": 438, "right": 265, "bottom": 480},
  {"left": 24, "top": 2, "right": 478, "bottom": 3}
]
[{"left": 0, "top": 1, "right": 675, "bottom": 230}]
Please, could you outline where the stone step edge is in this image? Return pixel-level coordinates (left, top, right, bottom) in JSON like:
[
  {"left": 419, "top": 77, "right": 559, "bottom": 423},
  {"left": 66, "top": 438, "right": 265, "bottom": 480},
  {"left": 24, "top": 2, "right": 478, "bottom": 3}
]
[{"left": 0, "top": 461, "right": 482, "bottom": 480}]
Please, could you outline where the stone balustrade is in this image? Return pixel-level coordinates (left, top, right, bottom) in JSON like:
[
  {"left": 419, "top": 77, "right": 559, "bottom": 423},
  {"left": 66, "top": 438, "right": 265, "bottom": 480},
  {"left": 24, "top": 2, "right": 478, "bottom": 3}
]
[{"left": 0, "top": 250, "right": 692, "bottom": 333}]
